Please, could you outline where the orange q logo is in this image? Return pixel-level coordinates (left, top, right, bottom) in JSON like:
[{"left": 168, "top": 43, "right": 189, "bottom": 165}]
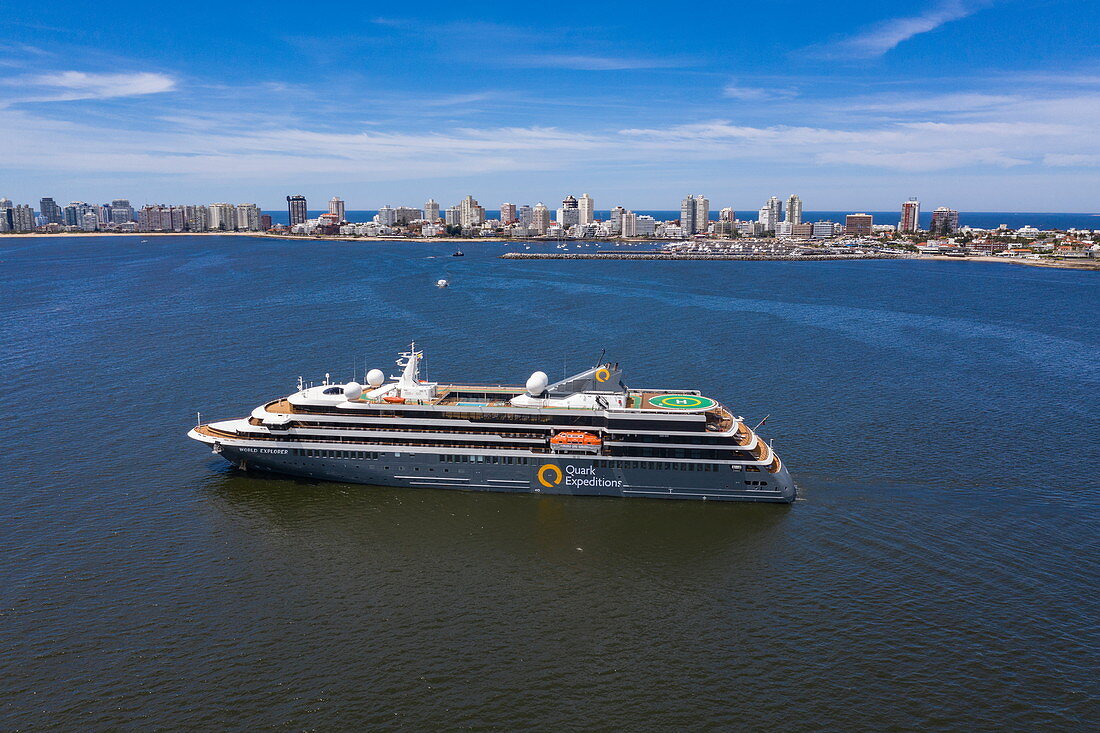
[
  {"left": 537, "top": 464, "right": 563, "bottom": 488},
  {"left": 595, "top": 368, "right": 611, "bottom": 383}
]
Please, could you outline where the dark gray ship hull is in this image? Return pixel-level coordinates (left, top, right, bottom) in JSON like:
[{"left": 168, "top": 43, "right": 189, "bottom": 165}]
[{"left": 212, "top": 443, "right": 796, "bottom": 503}]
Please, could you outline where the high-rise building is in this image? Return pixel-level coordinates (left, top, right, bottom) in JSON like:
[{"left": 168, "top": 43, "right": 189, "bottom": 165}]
[
  {"left": 459, "top": 195, "right": 485, "bottom": 228},
  {"left": 500, "top": 203, "right": 517, "bottom": 224},
  {"left": 0, "top": 198, "right": 14, "bottom": 232},
  {"left": 621, "top": 211, "right": 637, "bottom": 237},
  {"left": 518, "top": 204, "right": 533, "bottom": 227},
  {"left": 81, "top": 211, "right": 98, "bottom": 232},
  {"left": 138, "top": 205, "right": 172, "bottom": 231},
  {"left": 845, "top": 213, "right": 874, "bottom": 236},
  {"left": 635, "top": 215, "right": 657, "bottom": 236},
  {"left": 680, "top": 194, "right": 697, "bottom": 234},
  {"left": 424, "top": 199, "right": 440, "bottom": 222},
  {"left": 693, "top": 195, "right": 709, "bottom": 234},
  {"left": 757, "top": 206, "right": 776, "bottom": 232},
  {"left": 532, "top": 202, "right": 550, "bottom": 234},
  {"left": 756, "top": 196, "right": 782, "bottom": 232},
  {"left": 260, "top": 214, "right": 272, "bottom": 230},
  {"left": 719, "top": 207, "right": 736, "bottom": 222},
  {"left": 376, "top": 205, "right": 397, "bottom": 226},
  {"left": 63, "top": 201, "right": 91, "bottom": 227},
  {"left": 237, "top": 203, "right": 262, "bottom": 231},
  {"left": 444, "top": 206, "right": 461, "bottom": 227},
  {"left": 578, "top": 193, "right": 595, "bottom": 225},
  {"left": 607, "top": 205, "right": 626, "bottom": 233},
  {"left": 287, "top": 195, "right": 308, "bottom": 225},
  {"left": 170, "top": 206, "right": 186, "bottom": 232},
  {"left": 12, "top": 204, "right": 35, "bottom": 231},
  {"left": 328, "top": 196, "right": 346, "bottom": 222},
  {"left": 785, "top": 194, "right": 802, "bottom": 225},
  {"left": 900, "top": 198, "right": 921, "bottom": 233},
  {"left": 184, "top": 205, "right": 208, "bottom": 232},
  {"left": 109, "top": 199, "right": 134, "bottom": 223},
  {"left": 767, "top": 196, "right": 782, "bottom": 226},
  {"left": 930, "top": 207, "right": 959, "bottom": 235},
  {"left": 394, "top": 207, "right": 422, "bottom": 225},
  {"left": 557, "top": 195, "right": 579, "bottom": 227},
  {"left": 208, "top": 203, "right": 237, "bottom": 231},
  {"left": 39, "top": 197, "right": 62, "bottom": 224}
]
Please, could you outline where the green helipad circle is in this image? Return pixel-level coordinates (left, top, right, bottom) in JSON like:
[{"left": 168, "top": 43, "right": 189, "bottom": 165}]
[{"left": 650, "top": 394, "right": 716, "bottom": 410}]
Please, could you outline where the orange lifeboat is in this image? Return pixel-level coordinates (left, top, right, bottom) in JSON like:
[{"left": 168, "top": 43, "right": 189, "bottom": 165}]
[
  {"left": 383, "top": 395, "right": 406, "bottom": 404},
  {"left": 550, "top": 431, "right": 602, "bottom": 453}
]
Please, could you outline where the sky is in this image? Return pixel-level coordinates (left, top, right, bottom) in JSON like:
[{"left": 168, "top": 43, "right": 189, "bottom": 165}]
[{"left": 2, "top": 0, "right": 1100, "bottom": 211}]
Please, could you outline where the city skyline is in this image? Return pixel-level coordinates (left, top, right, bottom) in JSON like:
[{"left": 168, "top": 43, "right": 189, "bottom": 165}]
[
  {"left": 1, "top": 1, "right": 1099, "bottom": 210},
  {"left": 0, "top": 190, "right": 993, "bottom": 240}
]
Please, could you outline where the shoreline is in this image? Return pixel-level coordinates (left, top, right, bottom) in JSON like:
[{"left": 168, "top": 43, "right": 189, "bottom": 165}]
[
  {"left": 501, "top": 252, "right": 903, "bottom": 262},
  {"left": 919, "top": 254, "right": 1100, "bottom": 271},
  {"left": 3, "top": 231, "right": 1096, "bottom": 270}
]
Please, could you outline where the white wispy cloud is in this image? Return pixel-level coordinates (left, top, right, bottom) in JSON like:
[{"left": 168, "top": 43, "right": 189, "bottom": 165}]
[
  {"left": 1043, "top": 153, "right": 1100, "bottom": 167},
  {"left": 723, "top": 81, "right": 798, "bottom": 101},
  {"left": 809, "top": 1, "right": 990, "bottom": 59},
  {"left": 508, "top": 54, "right": 688, "bottom": 71},
  {"left": 5, "top": 71, "right": 176, "bottom": 104},
  {"left": 1, "top": 61, "right": 1097, "bottom": 195}
]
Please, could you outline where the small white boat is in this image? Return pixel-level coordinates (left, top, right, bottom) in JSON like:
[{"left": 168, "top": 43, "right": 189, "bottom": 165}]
[{"left": 436, "top": 279, "right": 449, "bottom": 288}]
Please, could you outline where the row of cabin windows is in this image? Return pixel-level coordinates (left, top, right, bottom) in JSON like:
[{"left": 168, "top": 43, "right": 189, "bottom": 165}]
[
  {"left": 440, "top": 454, "right": 532, "bottom": 464},
  {"left": 291, "top": 421, "right": 544, "bottom": 439},
  {"left": 439, "top": 457, "right": 739, "bottom": 472},
  {"left": 288, "top": 448, "right": 748, "bottom": 472},
  {"left": 291, "top": 449, "right": 382, "bottom": 459},
  {"left": 591, "top": 459, "right": 729, "bottom": 472},
  {"left": 618, "top": 434, "right": 741, "bottom": 445},
  {"left": 609, "top": 446, "right": 751, "bottom": 460}
]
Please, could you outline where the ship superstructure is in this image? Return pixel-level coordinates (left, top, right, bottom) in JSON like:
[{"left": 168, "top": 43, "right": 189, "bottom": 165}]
[{"left": 188, "top": 345, "right": 796, "bottom": 503}]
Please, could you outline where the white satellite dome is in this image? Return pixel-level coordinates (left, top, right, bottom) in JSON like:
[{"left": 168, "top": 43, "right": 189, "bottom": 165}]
[
  {"left": 343, "top": 381, "right": 363, "bottom": 400},
  {"left": 366, "top": 368, "right": 385, "bottom": 387},
  {"left": 526, "top": 370, "right": 548, "bottom": 396}
]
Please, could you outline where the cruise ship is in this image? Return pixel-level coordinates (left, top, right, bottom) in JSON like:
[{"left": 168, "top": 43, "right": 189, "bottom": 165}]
[{"left": 188, "top": 345, "right": 796, "bottom": 503}]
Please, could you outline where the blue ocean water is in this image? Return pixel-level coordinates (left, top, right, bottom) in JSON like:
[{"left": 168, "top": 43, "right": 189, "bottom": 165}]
[
  {"left": 267, "top": 209, "right": 1100, "bottom": 230},
  {"left": 1, "top": 235, "right": 1097, "bottom": 729}
]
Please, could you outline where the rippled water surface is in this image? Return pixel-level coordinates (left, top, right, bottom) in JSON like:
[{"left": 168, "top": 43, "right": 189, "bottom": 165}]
[{"left": 1, "top": 236, "right": 1097, "bottom": 729}]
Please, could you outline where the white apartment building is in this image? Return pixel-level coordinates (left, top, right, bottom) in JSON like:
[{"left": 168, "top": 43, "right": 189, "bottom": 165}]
[
  {"left": 532, "top": 203, "right": 551, "bottom": 234},
  {"left": 375, "top": 205, "right": 397, "bottom": 226},
  {"left": 578, "top": 193, "right": 595, "bottom": 225},
  {"left": 785, "top": 194, "right": 802, "bottom": 225},
  {"left": 635, "top": 215, "right": 657, "bottom": 236},
  {"left": 459, "top": 195, "right": 485, "bottom": 227},
  {"left": 328, "top": 196, "right": 346, "bottom": 222},
  {"left": 208, "top": 202, "right": 237, "bottom": 231},
  {"left": 237, "top": 203, "right": 261, "bottom": 231},
  {"left": 424, "top": 199, "right": 440, "bottom": 222}
]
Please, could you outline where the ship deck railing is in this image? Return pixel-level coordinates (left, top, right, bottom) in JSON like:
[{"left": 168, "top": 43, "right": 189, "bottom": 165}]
[{"left": 198, "top": 423, "right": 777, "bottom": 467}]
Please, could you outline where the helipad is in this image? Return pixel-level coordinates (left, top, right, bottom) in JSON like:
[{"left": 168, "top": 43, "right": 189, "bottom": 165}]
[{"left": 646, "top": 394, "right": 717, "bottom": 410}]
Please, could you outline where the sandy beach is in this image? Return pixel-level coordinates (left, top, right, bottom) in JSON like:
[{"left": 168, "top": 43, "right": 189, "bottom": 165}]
[{"left": 919, "top": 254, "right": 1100, "bottom": 271}]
